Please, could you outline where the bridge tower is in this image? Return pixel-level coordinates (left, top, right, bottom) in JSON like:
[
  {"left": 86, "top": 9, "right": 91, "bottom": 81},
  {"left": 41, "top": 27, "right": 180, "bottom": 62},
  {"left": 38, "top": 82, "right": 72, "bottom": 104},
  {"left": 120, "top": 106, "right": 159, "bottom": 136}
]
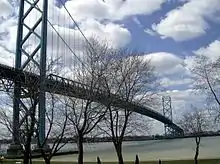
[
  {"left": 162, "top": 96, "right": 174, "bottom": 136},
  {"left": 8, "top": 0, "right": 48, "bottom": 154}
]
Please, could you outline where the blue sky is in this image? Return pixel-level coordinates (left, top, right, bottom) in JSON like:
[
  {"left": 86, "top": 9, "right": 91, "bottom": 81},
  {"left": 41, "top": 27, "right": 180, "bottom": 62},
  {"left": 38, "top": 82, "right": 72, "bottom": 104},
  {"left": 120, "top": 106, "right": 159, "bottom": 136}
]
[
  {"left": 122, "top": 4, "right": 220, "bottom": 55},
  {"left": 0, "top": 0, "right": 220, "bottom": 134}
]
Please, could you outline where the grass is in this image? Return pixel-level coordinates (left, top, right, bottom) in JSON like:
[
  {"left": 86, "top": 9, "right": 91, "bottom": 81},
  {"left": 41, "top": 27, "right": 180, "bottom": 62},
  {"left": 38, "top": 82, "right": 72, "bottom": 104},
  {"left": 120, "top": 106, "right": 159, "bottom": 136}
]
[{"left": 1, "top": 159, "right": 220, "bottom": 164}]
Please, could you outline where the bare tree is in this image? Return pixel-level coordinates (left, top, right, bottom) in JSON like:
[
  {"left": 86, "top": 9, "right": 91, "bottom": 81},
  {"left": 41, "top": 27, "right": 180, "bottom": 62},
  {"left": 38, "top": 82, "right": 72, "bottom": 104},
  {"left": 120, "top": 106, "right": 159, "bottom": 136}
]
[
  {"left": 99, "top": 49, "right": 158, "bottom": 164},
  {"left": 0, "top": 71, "right": 39, "bottom": 164},
  {"left": 191, "top": 55, "right": 220, "bottom": 122},
  {"left": 60, "top": 38, "right": 109, "bottom": 164},
  {"left": 178, "top": 106, "right": 210, "bottom": 164},
  {"left": 0, "top": 106, "right": 13, "bottom": 137},
  {"left": 64, "top": 98, "right": 105, "bottom": 164},
  {"left": 20, "top": 87, "right": 39, "bottom": 164},
  {"left": 35, "top": 94, "right": 70, "bottom": 164},
  {"left": 0, "top": 57, "right": 63, "bottom": 164}
]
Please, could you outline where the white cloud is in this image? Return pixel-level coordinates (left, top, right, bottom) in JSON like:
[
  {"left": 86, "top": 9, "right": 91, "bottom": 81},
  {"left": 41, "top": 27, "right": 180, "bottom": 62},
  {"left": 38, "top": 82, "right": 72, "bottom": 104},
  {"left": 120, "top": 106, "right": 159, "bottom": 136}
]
[
  {"left": 183, "top": 55, "right": 195, "bottom": 71},
  {"left": 183, "top": 39, "right": 220, "bottom": 73},
  {"left": 194, "top": 40, "right": 220, "bottom": 61},
  {"left": 140, "top": 53, "right": 200, "bottom": 118},
  {"left": 137, "top": 89, "right": 204, "bottom": 135},
  {"left": 160, "top": 77, "right": 192, "bottom": 88},
  {"left": 81, "top": 19, "right": 131, "bottom": 48},
  {"left": 152, "top": 0, "right": 220, "bottom": 41},
  {"left": 43, "top": 20, "right": 131, "bottom": 71},
  {"left": 144, "top": 28, "right": 157, "bottom": 36},
  {"left": 148, "top": 88, "right": 208, "bottom": 134},
  {"left": 64, "top": 0, "right": 165, "bottom": 21},
  {"left": 159, "top": 89, "right": 207, "bottom": 120},
  {"left": 138, "top": 52, "right": 195, "bottom": 90},
  {"left": 0, "top": 0, "right": 13, "bottom": 18},
  {"left": 0, "top": 46, "right": 14, "bottom": 66},
  {"left": 0, "top": 24, "right": 18, "bottom": 52},
  {"left": 0, "top": 1, "right": 132, "bottom": 69},
  {"left": 0, "top": 18, "right": 16, "bottom": 33},
  {"left": 132, "top": 17, "right": 142, "bottom": 27},
  {"left": 184, "top": 39, "right": 220, "bottom": 108},
  {"left": 142, "top": 52, "right": 188, "bottom": 76}
]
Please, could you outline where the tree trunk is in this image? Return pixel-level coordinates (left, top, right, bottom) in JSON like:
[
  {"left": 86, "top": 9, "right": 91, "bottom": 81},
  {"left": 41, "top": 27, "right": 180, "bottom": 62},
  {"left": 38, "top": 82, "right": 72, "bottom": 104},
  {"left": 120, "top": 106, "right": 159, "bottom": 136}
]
[
  {"left": 77, "top": 135, "right": 84, "bottom": 164},
  {"left": 114, "top": 142, "right": 124, "bottom": 164},
  {"left": 194, "top": 137, "right": 200, "bottom": 164},
  {"left": 23, "top": 137, "right": 32, "bottom": 164},
  {"left": 23, "top": 105, "right": 36, "bottom": 164},
  {"left": 23, "top": 151, "right": 30, "bottom": 164},
  {"left": 23, "top": 124, "right": 33, "bottom": 164},
  {"left": 44, "top": 157, "right": 51, "bottom": 164},
  {"left": 194, "top": 144, "right": 199, "bottom": 164}
]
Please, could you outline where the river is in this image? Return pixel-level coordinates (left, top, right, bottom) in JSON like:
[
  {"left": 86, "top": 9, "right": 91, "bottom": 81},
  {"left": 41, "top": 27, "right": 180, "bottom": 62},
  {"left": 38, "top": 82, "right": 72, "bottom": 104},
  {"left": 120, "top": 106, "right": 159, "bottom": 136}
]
[{"left": 1, "top": 136, "right": 220, "bottom": 162}]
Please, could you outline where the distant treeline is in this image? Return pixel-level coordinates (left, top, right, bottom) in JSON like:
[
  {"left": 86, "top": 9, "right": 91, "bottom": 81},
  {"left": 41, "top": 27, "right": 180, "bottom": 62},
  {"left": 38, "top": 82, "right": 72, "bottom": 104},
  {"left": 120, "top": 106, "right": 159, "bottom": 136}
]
[{"left": 1, "top": 131, "right": 220, "bottom": 144}]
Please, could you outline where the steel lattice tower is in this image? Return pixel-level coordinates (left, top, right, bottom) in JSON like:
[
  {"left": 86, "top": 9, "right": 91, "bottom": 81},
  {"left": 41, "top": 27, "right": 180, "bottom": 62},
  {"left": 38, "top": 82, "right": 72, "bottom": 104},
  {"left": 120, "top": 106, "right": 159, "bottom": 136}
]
[
  {"left": 9, "top": 0, "right": 48, "bottom": 153},
  {"left": 162, "top": 96, "right": 174, "bottom": 136}
]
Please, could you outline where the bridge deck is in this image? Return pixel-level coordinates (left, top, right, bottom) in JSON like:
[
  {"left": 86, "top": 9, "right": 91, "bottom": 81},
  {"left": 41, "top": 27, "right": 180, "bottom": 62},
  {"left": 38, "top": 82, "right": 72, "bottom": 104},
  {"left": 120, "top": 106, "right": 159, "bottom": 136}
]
[{"left": 0, "top": 63, "right": 183, "bottom": 133}]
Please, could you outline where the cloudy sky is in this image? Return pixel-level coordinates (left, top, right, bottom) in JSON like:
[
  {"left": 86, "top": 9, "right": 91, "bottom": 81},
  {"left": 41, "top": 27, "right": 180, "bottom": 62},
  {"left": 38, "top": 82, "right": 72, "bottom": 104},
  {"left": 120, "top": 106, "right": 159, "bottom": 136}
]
[{"left": 0, "top": 0, "right": 220, "bottom": 134}]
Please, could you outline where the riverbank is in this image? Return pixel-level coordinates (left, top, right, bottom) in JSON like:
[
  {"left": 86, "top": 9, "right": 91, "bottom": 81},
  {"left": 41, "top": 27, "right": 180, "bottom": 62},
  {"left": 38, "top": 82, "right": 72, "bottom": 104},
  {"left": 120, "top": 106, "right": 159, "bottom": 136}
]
[
  {"left": 2, "top": 158, "right": 220, "bottom": 164},
  {"left": 1, "top": 136, "right": 219, "bottom": 163}
]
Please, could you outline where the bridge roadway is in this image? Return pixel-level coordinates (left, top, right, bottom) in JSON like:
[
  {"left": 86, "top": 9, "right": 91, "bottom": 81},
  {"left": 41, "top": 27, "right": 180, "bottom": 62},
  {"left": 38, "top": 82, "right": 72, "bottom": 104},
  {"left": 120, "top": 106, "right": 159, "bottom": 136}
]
[{"left": 0, "top": 63, "right": 183, "bottom": 134}]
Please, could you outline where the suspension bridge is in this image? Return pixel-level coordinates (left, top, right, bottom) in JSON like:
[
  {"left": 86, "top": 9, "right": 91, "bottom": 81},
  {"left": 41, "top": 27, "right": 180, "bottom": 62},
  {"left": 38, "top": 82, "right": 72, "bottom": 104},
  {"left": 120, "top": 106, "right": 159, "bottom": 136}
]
[{"left": 0, "top": 0, "right": 183, "bottom": 155}]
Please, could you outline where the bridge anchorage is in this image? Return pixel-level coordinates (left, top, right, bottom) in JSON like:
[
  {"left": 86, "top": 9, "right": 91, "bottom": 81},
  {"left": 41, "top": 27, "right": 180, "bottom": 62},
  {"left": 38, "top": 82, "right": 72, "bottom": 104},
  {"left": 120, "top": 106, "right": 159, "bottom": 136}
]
[{"left": 0, "top": 0, "right": 183, "bottom": 156}]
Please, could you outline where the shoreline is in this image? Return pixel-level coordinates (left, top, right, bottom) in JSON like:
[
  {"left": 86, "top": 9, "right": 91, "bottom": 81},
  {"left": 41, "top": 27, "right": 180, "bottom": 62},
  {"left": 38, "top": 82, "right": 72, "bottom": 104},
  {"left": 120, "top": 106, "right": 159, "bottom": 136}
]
[{"left": 3, "top": 158, "right": 220, "bottom": 164}]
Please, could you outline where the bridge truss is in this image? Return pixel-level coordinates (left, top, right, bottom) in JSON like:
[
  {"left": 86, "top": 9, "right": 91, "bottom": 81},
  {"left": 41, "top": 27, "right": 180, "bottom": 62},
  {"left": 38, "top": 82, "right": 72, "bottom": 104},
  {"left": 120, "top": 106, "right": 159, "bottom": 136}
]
[
  {"left": 12, "top": 0, "right": 48, "bottom": 148},
  {"left": 0, "top": 64, "right": 184, "bottom": 136}
]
